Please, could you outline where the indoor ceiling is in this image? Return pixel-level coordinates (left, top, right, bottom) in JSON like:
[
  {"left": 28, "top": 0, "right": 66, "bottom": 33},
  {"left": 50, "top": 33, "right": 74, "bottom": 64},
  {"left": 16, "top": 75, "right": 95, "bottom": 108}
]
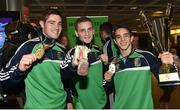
[{"left": 24, "top": 0, "right": 180, "bottom": 32}]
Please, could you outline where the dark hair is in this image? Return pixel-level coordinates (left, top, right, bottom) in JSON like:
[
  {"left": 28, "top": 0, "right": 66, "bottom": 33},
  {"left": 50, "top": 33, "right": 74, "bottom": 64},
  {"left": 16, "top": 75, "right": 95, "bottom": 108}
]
[
  {"left": 114, "top": 24, "right": 132, "bottom": 36},
  {"left": 75, "top": 16, "right": 92, "bottom": 31},
  {"left": 100, "top": 22, "right": 113, "bottom": 35},
  {"left": 40, "top": 9, "right": 62, "bottom": 22}
]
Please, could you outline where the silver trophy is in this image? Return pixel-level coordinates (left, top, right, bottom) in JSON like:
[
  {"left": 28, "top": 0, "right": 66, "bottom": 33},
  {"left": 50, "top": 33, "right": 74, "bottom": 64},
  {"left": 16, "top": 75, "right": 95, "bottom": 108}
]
[{"left": 139, "top": 3, "right": 180, "bottom": 86}]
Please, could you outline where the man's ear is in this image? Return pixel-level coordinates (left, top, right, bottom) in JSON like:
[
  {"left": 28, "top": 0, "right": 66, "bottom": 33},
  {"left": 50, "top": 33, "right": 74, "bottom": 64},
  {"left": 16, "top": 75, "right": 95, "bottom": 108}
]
[
  {"left": 39, "top": 20, "right": 44, "bottom": 29},
  {"left": 75, "top": 30, "right": 78, "bottom": 37},
  {"left": 130, "top": 35, "right": 134, "bottom": 42}
]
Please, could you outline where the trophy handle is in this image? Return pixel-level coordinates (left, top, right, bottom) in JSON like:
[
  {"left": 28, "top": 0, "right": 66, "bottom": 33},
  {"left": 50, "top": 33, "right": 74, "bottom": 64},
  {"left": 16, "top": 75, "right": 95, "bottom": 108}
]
[
  {"left": 139, "top": 11, "right": 162, "bottom": 53},
  {"left": 139, "top": 2, "right": 174, "bottom": 53},
  {"left": 139, "top": 11, "right": 154, "bottom": 41},
  {"left": 165, "top": 3, "right": 174, "bottom": 27},
  {"left": 164, "top": 3, "right": 174, "bottom": 50}
]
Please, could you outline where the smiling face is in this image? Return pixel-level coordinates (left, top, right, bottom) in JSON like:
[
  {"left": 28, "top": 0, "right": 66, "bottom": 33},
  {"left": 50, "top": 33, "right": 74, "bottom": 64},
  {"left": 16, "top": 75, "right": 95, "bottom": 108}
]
[
  {"left": 115, "top": 28, "right": 134, "bottom": 52},
  {"left": 75, "top": 21, "right": 94, "bottom": 44},
  {"left": 40, "top": 14, "right": 62, "bottom": 39}
]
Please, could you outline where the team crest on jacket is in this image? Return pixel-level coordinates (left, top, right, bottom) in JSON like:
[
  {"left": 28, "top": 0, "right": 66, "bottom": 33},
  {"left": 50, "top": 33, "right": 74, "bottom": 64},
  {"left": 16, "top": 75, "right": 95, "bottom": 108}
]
[
  {"left": 115, "top": 63, "right": 120, "bottom": 72},
  {"left": 134, "top": 58, "right": 141, "bottom": 67},
  {"left": 57, "top": 51, "right": 65, "bottom": 60}
]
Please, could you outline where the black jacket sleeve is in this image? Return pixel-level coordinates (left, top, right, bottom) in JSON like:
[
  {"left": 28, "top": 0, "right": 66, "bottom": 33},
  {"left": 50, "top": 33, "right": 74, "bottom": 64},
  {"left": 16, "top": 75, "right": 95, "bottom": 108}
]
[{"left": 0, "top": 41, "right": 33, "bottom": 89}]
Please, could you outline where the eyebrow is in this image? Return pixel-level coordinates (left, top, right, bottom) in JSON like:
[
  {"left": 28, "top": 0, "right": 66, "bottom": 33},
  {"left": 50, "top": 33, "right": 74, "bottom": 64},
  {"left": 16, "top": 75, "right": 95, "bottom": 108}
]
[
  {"left": 47, "top": 20, "right": 62, "bottom": 23},
  {"left": 115, "top": 33, "right": 129, "bottom": 36},
  {"left": 79, "top": 27, "right": 93, "bottom": 30},
  {"left": 123, "top": 33, "right": 130, "bottom": 35}
]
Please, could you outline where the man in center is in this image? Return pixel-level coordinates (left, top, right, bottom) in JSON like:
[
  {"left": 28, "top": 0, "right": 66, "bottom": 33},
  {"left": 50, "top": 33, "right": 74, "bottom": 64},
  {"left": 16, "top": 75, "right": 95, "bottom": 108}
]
[{"left": 62, "top": 16, "right": 107, "bottom": 109}]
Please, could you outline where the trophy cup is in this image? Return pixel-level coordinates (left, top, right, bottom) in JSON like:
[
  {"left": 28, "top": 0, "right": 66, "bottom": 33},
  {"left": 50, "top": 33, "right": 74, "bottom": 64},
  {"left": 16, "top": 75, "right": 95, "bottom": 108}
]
[{"left": 139, "top": 3, "right": 180, "bottom": 86}]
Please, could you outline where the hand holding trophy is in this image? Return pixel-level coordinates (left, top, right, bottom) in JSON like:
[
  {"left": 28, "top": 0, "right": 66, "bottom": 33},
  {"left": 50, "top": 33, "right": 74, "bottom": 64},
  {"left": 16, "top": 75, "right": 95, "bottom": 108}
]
[{"left": 139, "top": 3, "right": 180, "bottom": 86}]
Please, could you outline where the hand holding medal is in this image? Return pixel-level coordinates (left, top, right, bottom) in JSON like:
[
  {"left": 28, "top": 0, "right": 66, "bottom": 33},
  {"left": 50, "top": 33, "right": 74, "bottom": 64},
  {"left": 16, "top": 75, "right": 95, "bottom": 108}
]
[
  {"left": 105, "top": 59, "right": 116, "bottom": 81},
  {"left": 77, "top": 59, "right": 89, "bottom": 76},
  {"left": 108, "top": 63, "right": 116, "bottom": 74},
  {"left": 103, "top": 57, "right": 119, "bottom": 85},
  {"left": 73, "top": 45, "right": 90, "bottom": 76},
  {"left": 34, "top": 44, "right": 45, "bottom": 59}
]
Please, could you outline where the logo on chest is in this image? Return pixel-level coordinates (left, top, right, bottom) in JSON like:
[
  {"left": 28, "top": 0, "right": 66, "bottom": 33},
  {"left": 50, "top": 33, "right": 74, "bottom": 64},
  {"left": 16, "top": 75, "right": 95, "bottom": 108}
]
[
  {"left": 134, "top": 58, "right": 141, "bottom": 67},
  {"left": 57, "top": 51, "right": 65, "bottom": 60}
]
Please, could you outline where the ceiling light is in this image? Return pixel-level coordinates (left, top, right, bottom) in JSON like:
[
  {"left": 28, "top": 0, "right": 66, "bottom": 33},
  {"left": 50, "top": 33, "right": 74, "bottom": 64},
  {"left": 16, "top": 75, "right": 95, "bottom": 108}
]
[
  {"left": 50, "top": 6, "right": 58, "bottom": 9},
  {"left": 132, "top": 30, "right": 137, "bottom": 33},
  {"left": 151, "top": 11, "right": 163, "bottom": 17},
  {"left": 171, "top": 29, "right": 180, "bottom": 35},
  {"left": 130, "top": 7, "right": 138, "bottom": 10},
  {"left": 153, "top": 11, "right": 163, "bottom": 14}
]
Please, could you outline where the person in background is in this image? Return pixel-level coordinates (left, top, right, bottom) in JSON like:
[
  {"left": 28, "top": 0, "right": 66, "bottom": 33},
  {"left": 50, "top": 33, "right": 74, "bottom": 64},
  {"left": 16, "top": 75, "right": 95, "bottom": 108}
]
[
  {"left": 0, "top": 23, "right": 19, "bottom": 70},
  {"left": 62, "top": 16, "right": 108, "bottom": 109},
  {"left": 99, "top": 22, "right": 115, "bottom": 108},
  {"left": 0, "top": 22, "right": 22, "bottom": 109},
  {"left": 0, "top": 19, "right": 38, "bottom": 108},
  {"left": 99, "top": 22, "right": 114, "bottom": 45},
  {"left": 132, "top": 33, "right": 139, "bottom": 49},
  {"left": 99, "top": 22, "right": 116, "bottom": 108},
  {"left": 0, "top": 9, "right": 73, "bottom": 109},
  {"left": 100, "top": 22, "right": 117, "bottom": 62},
  {"left": 59, "top": 35, "right": 70, "bottom": 50},
  {"left": 104, "top": 24, "right": 174, "bottom": 109}
]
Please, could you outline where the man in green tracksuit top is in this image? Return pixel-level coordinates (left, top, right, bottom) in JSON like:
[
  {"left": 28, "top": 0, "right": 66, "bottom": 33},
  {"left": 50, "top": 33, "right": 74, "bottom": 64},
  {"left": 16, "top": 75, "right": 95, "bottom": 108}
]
[
  {"left": 62, "top": 16, "right": 107, "bottom": 109},
  {"left": 104, "top": 25, "right": 174, "bottom": 109},
  {"left": 0, "top": 9, "right": 72, "bottom": 109}
]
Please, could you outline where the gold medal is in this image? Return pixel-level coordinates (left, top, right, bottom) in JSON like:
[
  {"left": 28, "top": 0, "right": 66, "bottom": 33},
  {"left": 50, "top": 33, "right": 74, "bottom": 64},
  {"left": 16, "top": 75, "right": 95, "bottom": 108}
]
[
  {"left": 32, "top": 36, "right": 55, "bottom": 60},
  {"left": 34, "top": 47, "right": 45, "bottom": 59},
  {"left": 34, "top": 45, "right": 45, "bottom": 59}
]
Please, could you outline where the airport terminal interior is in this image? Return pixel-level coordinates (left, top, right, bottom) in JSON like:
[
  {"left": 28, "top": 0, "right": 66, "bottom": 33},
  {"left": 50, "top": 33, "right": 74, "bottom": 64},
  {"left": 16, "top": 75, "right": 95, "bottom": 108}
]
[{"left": 0, "top": 0, "right": 180, "bottom": 109}]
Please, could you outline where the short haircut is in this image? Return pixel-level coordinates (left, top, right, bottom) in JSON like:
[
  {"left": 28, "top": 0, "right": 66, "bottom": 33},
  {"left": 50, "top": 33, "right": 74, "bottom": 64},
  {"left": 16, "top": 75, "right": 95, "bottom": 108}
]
[
  {"left": 75, "top": 16, "right": 92, "bottom": 31},
  {"left": 114, "top": 24, "right": 132, "bottom": 36},
  {"left": 40, "top": 9, "right": 62, "bottom": 22},
  {"left": 100, "top": 22, "right": 113, "bottom": 35}
]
